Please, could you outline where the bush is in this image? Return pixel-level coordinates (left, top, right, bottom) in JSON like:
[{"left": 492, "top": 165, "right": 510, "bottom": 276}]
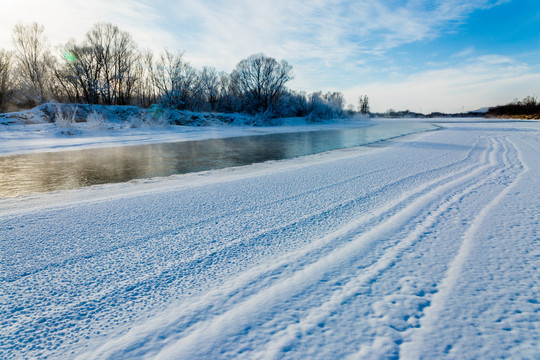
[
  {"left": 54, "top": 104, "right": 78, "bottom": 128},
  {"left": 86, "top": 110, "right": 106, "bottom": 129}
]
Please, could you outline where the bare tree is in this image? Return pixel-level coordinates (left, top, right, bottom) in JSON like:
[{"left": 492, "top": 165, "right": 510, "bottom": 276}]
[
  {"left": 358, "top": 95, "right": 369, "bottom": 115},
  {"left": 153, "top": 50, "right": 197, "bottom": 109},
  {"left": 12, "top": 22, "right": 53, "bottom": 105},
  {"left": 521, "top": 95, "right": 538, "bottom": 107},
  {"left": 230, "top": 53, "right": 293, "bottom": 113},
  {"left": 57, "top": 23, "right": 139, "bottom": 105},
  {"left": 58, "top": 41, "right": 101, "bottom": 104},
  {"left": 0, "top": 49, "right": 13, "bottom": 111},
  {"left": 133, "top": 50, "right": 157, "bottom": 107},
  {"left": 198, "top": 66, "right": 219, "bottom": 111},
  {"left": 84, "top": 23, "right": 139, "bottom": 105},
  {"left": 216, "top": 71, "right": 239, "bottom": 112}
]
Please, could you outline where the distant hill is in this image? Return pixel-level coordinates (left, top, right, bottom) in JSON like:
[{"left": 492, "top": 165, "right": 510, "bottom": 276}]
[{"left": 470, "top": 107, "right": 489, "bottom": 114}]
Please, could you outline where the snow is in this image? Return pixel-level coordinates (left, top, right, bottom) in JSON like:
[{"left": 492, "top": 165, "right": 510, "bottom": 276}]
[
  {"left": 1, "top": 120, "right": 539, "bottom": 359},
  {"left": 0, "top": 116, "right": 370, "bottom": 156},
  {"left": 0, "top": 104, "right": 372, "bottom": 156}
]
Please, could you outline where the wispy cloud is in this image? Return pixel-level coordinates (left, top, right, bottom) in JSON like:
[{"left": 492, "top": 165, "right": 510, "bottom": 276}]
[
  {"left": 156, "top": 1, "right": 504, "bottom": 63},
  {"left": 344, "top": 54, "right": 540, "bottom": 113},
  {"left": 0, "top": 0, "right": 508, "bottom": 67},
  {"left": 453, "top": 47, "right": 476, "bottom": 58}
]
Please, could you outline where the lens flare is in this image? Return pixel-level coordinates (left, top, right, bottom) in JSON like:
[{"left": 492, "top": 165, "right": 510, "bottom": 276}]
[{"left": 63, "top": 51, "right": 76, "bottom": 63}]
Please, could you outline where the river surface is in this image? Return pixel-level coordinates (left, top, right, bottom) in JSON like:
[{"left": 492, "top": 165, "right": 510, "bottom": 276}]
[{"left": 0, "top": 122, "right": 437, "bottom": 197}]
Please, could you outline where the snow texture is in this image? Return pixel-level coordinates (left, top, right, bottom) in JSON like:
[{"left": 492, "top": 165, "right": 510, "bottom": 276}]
[{"left": 0, "top": 120, "right": 539, "bottom": 359}]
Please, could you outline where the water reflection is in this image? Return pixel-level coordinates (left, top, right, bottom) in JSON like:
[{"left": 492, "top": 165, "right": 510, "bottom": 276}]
[{"left": 0, "top": 122, "right": 436, "bottom": 197}]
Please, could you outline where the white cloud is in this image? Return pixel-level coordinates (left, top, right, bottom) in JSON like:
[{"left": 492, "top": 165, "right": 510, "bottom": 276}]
[
  {"left": 0, "top": 0, "right": 508, "bottom": 69},
  {"left": 0, "top": 0, "right": 175, "bottom": 52},
  {"left": 156, "top": 0, "right": 510, "bottom": 71},
  {"left": 343, "top": 55, "right": 540, "bottom": 113}
]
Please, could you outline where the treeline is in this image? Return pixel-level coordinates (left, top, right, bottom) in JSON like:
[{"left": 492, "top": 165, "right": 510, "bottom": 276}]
[
  {"left": 0, "top": 22, "right": 352, "bottom": 120},
  {"left": 487, "top": 96, "right": 540, "bottom": 119}
]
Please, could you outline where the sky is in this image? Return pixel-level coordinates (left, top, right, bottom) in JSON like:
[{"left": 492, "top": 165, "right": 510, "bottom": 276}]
[{"left": 1, "top": 0, "right": 539, "bottom": 113}]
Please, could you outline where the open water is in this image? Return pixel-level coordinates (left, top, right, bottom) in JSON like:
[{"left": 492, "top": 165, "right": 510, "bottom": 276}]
[{"left": 0, "top": 121, "right": 437, "bottom": 196}]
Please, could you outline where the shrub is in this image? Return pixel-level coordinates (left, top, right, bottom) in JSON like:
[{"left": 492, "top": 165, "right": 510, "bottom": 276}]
[
  {"left": 86, "top": 110, "right": 106, "bottom": 129},
  {"left": 54, "top": 104, "right": 78, "bottom": 128}
]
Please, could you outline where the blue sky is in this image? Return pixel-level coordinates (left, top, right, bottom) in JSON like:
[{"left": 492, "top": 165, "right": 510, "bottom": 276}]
[{"left": 1, "top": 0, "right": 539, "bottom": 112}]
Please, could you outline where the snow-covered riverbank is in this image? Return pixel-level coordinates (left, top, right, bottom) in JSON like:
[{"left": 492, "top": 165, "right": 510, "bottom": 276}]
[
  {"left": 0, "top": 105, "right": 373, "bottom": 156},
  {"left": 0, "top": 117, "right": 373, "bottom": 156},
  {"left": 1, "top": 120, "right": 539, "bottom": 359}
]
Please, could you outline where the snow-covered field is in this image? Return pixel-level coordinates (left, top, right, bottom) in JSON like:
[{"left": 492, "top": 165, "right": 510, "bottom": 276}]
[{"left": 1, "top": 120, "right": 539, "bottom": 359}]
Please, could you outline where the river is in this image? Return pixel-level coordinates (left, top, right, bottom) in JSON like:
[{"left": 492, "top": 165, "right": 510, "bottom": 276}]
[{"left": 0, "top": 121, "right": 437, "bottom": 197}]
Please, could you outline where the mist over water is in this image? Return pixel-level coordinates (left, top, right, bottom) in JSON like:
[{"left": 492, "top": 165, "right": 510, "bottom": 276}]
[{"left": 0, "top": 122, "right": 436, "bottom": 197}]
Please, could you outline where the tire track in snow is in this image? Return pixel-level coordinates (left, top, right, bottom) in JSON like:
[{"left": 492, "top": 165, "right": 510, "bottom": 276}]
[
  {"left": 25, "top": 138, "right": 482, "bottom": 313},
  {"left": 346, "top": 135, "right": 520, "bottom": 358},
  {"left": 256, "top": 137, "right": 513, "bottom": 359},
  {"left": 81, "top": 138, "right": 503, "bottom": 359},
  {"left": 108, "top": 140, "right": 482, "bottom": 302},
  {"left": 154, "top": 139, "right": 507, "bottom": 360},
  {"left": 1, "top": 136, "right": 485, "bottom": 358},
  {"left": 1, "top": 153, "right": 425, "bottom": 286},
  {"left": 399, "top": 136, "right": 527, "bottom": 359},
  {"left": 0, "top": 141, "right": 456, "bottom": 283}
]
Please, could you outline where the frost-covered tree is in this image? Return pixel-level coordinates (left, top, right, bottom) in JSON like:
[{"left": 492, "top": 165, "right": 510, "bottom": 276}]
[
  {"left": 230, "top": 53, "right": 293, "bottom": 113},
  {"left": 273, "top": 90, "right": 310, "bottom": 118},
  {"left": 325, "top": 92, "right": 345, "bottom": 114},
  {"left": 3, "top": 21, "right": 357, "bottom": 120},
  {"left": 152, "top": 50, "right": 198, "bottom": 109},
  {"left": 12, "top": 22, "right": 53, "bottom": 105},
  {"left": 306, "top": 91, "right": 346, "bottom": 120},
  {"left": 215, "top": 71, "right": 240, "bottom": 112},
  {"left": 57, "top": 41, "right": 99, "bottom": 103}
]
